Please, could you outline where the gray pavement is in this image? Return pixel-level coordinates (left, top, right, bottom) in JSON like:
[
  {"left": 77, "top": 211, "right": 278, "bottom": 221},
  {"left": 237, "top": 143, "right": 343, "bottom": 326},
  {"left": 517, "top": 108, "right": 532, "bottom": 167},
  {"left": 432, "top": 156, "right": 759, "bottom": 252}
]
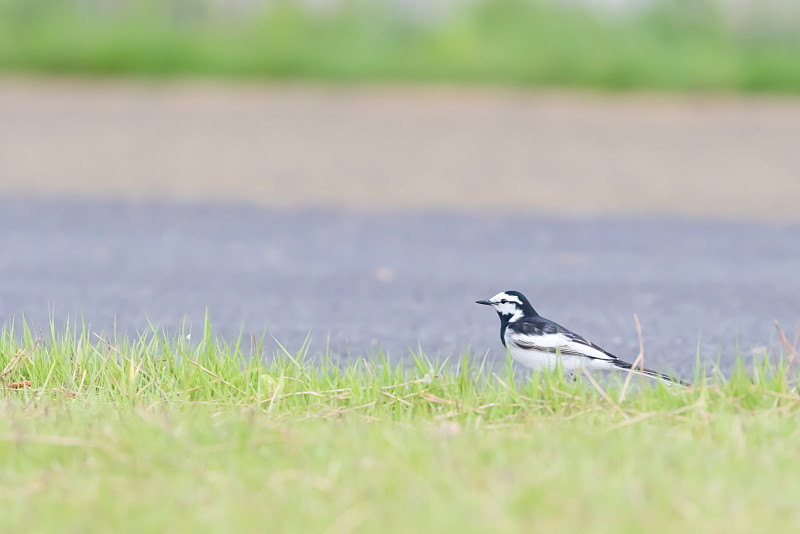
[{"left": 2, "top": 197, "right": 798, "bottom": 380}]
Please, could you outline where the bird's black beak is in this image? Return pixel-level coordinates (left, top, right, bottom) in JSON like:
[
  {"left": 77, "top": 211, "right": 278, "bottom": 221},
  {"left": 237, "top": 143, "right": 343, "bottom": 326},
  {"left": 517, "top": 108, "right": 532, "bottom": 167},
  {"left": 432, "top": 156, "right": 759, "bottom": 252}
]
[{"left": 475, "top": 299, "right": 492, "bottom": 306}]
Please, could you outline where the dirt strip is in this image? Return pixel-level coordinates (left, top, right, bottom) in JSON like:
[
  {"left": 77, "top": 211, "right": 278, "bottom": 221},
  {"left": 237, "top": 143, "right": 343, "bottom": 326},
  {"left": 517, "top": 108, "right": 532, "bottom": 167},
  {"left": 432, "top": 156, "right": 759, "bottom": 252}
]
[{"left": 1, "top": 78, "right": 799, "bottom": 219}]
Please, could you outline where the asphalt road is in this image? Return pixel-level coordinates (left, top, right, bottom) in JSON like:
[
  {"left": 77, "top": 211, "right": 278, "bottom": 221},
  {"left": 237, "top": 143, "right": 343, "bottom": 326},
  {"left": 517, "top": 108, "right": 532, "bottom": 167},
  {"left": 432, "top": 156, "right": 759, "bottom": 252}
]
[{"left": 2, "top": 198, "right": 798, "bottom": 379}]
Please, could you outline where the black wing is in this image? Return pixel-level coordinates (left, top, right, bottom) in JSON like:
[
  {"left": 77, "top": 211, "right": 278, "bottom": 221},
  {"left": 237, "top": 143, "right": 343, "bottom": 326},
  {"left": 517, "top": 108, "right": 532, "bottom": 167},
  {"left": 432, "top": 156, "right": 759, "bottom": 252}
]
[{"left": 508, "top": 315, "right": 619, "bottom": 361}]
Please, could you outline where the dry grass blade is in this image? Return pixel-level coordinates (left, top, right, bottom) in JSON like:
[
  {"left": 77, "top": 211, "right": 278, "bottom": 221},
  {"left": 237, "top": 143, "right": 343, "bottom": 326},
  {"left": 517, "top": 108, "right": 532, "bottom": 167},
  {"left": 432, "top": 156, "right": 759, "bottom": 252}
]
[
  {"left": 476, "top": 402, "right": 508, "bottom": 410},
  {"left": 605, "top": 401, "right": 702, "bottom": 432},
  {"left": 135, "top": 380, "right": 155, "bottom": 398},
  {"left": 338, "top": 401, "right": 377, "bottom": 413},
  {"left": 267, "top": 381, "right": 282, "bottom": 413},
  {"left": 0, "top": 433, "right": 98, "bottom": 448},
  {"left": 187, "top": 360, "right": 248, "bottom": 396},
  {"left": 774, "top": 320, "right": 798, "bottom": 367},
  {"left": 492, "top": 373, "right": 510, "bottom": 390},
  {"left": 421, "top": 392, "right": 456, "bottom": 406},
  {"left": 93, "top": 332, "right": 151, "bottom": 380},
  {"left": 52, "top": 388, "right": 77, "bottom": 399},
  {"left": 583, "top": 367, "right": 627, "bottom": 420},
  {"left": 381, "top": 376, "right": 437, "bottom": 390},
  {"left": 765, "top": 390, "right": 800, "bottom": 401},
  {"left": 2, "top": 349, "right": 28, "bottom": 377},
  {"left": 619, "top": 314, "right": 645, "bottom": 403},
  {"left": 549, "top": 386, "right": 580, "bottom": 400},
  {"left": 604, "top": 410, "right": 659, "bottom": 432},
  {"left": 382, "top": 391, "right": 413, "bottom": 406},
  {"left": 77, "top": 369, "right": 87, "bottom": 395},
  {"left": 493, "top": 373, "right": 534, "bottom": 402}
]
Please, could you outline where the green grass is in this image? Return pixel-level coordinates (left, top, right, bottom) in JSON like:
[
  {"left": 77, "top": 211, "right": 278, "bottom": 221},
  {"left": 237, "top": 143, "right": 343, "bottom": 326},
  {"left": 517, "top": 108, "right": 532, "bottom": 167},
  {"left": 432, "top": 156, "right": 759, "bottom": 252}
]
[
  {"left": 1, "top": 0, "right": 799, "bottom": 92},
  {"left": 2, "top": 318, "right": 800, "bottom": 532}
]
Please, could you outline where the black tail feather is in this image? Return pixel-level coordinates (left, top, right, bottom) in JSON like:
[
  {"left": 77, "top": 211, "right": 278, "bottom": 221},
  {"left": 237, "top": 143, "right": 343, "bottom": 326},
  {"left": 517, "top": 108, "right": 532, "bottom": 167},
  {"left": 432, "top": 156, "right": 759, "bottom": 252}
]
[{"left": 613, "top": 360, "right": 689, "bottom": 387}]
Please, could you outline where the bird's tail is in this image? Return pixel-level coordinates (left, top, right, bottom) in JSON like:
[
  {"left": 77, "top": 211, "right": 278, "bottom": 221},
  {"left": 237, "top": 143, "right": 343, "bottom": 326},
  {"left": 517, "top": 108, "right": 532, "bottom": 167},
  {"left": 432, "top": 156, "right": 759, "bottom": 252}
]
[{"left": 613, "top": 360, "right": 689, "bottom": 387}]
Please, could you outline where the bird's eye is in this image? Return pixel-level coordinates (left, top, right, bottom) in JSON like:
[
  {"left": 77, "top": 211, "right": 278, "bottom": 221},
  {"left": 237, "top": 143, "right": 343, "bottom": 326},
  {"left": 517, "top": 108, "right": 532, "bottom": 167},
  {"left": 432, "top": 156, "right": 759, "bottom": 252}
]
[{"left": 500, "top": 299, "right": 508, "bottom": 304}]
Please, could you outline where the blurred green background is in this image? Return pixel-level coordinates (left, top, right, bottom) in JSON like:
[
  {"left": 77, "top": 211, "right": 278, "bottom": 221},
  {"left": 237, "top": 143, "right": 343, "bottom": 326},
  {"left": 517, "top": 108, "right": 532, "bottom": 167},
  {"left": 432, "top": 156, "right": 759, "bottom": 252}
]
[{"left": 1, "top": 0, "right": 798, "bottom": 92}]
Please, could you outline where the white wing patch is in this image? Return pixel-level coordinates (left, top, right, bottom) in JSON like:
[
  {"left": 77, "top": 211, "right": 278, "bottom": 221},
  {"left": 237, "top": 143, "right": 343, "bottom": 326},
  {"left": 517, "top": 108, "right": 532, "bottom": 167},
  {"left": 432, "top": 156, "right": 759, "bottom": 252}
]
[
  {"left": 508, "top": 332, "right": 615, "bottom": 361},
  {"left": 564, "top": 340, "right": 614, "bottom": 361}
]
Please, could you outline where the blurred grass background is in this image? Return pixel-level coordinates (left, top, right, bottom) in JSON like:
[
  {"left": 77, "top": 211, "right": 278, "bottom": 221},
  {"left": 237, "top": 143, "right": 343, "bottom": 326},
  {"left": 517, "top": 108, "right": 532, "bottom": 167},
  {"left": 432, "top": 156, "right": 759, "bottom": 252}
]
[{"left": 0, "top": 0, "right": 798, "bottom": 92}]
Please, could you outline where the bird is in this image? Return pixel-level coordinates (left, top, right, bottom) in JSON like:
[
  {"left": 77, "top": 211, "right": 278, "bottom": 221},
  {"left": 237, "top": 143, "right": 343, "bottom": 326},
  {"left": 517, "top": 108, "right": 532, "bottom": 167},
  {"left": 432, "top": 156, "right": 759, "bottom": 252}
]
[{"left": 476, "top": 290, "right": 687, "bottom": 386}]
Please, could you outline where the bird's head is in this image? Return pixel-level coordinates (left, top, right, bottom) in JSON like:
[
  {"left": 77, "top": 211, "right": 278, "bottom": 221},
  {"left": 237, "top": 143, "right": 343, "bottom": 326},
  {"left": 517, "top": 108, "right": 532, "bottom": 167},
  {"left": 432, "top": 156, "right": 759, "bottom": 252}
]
[{"left": 476, "top": 290, "right": 536, "bottom": 321}]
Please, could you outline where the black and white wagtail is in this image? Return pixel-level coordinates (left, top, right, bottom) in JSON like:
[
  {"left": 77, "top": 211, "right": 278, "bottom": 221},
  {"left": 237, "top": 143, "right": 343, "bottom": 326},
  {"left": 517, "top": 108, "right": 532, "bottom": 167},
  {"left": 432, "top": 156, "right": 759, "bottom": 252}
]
[{"left": 476, "top": 290, "right": 687, "bottom": 385}]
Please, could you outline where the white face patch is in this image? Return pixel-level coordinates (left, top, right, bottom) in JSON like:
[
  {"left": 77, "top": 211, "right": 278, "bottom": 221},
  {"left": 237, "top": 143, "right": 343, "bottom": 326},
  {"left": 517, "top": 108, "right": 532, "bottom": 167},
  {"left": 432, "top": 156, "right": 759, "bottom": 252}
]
[
  {"left": 489, "top": 292, "right": 522, "bottom": 305},
  {"left": 489, "top": 292, "right": 523, "bottom": 320}
]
